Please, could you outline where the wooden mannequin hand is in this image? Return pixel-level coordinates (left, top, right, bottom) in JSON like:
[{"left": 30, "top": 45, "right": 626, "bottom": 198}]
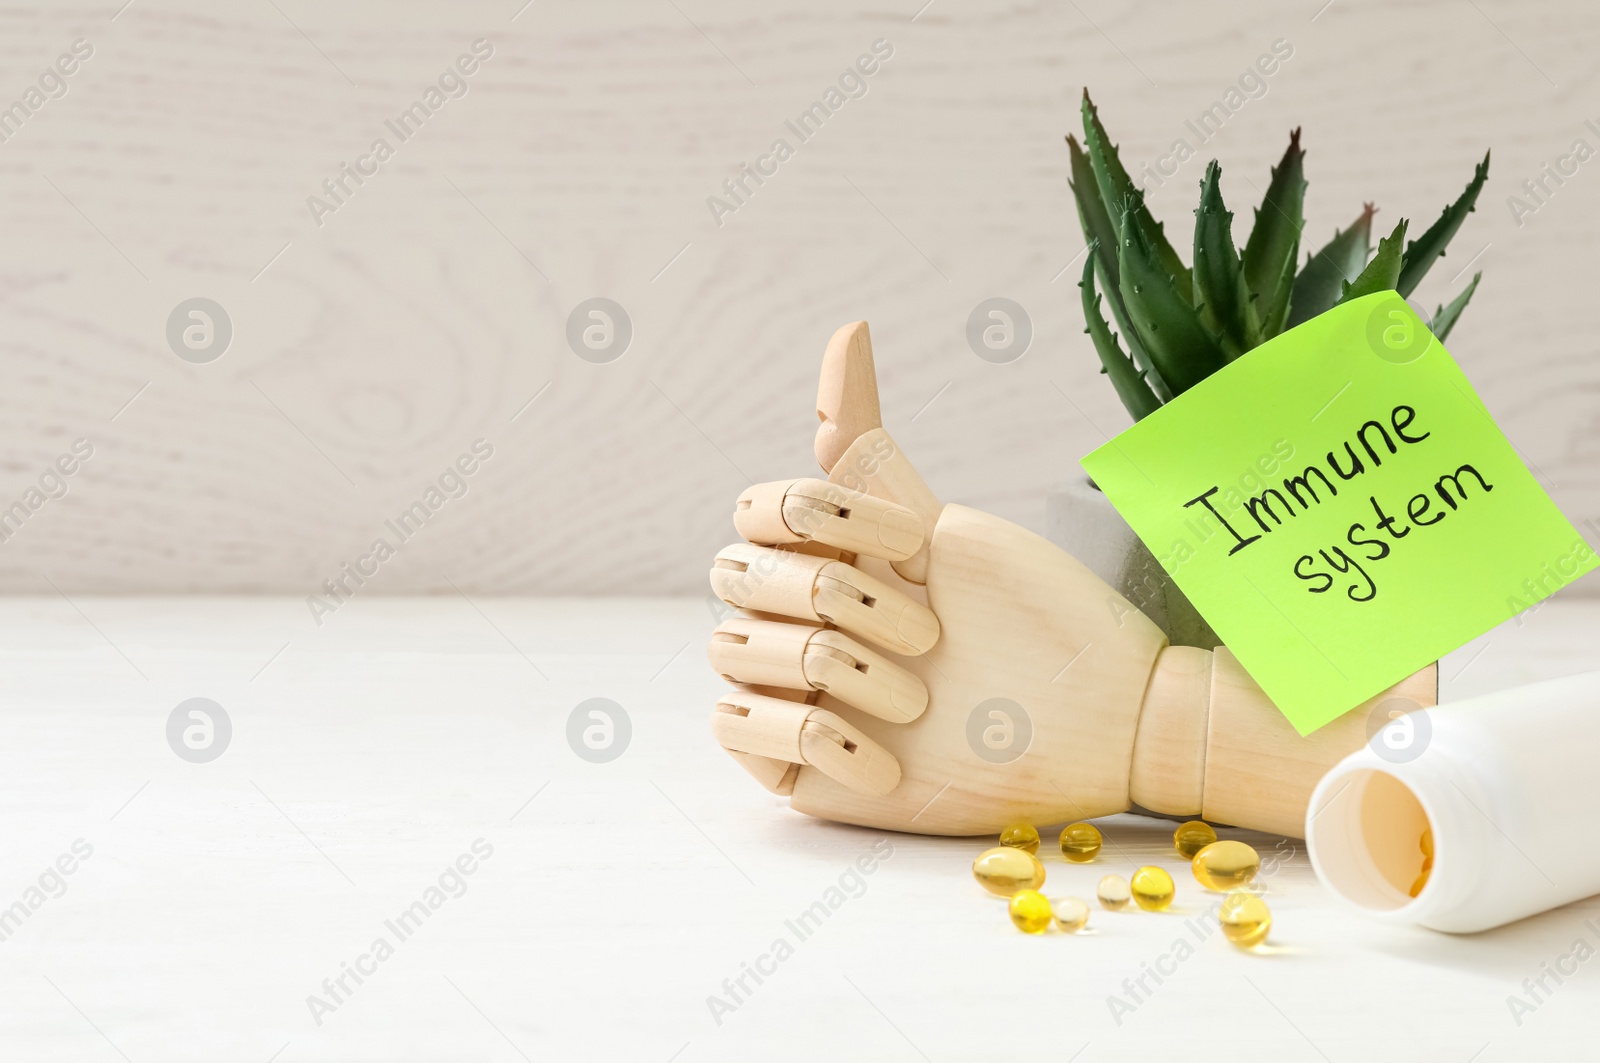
[{"left": 707, "top": 323, "right": 1435, "bottom": 837}]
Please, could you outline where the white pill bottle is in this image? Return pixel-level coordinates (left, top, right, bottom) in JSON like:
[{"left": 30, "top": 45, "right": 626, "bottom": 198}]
[{"left": 1306, "top": 671, "right": 1600, "bottom": 933}]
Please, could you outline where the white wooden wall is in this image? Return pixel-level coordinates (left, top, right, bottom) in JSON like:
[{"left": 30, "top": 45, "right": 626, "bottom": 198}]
[{"left": 0, "top": 0, "right": 1595, "bottom": 595}]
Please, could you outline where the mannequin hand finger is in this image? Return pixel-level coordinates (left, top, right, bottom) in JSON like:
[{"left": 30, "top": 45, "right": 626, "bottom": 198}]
[
  {"left": 714, "top": 683, "right": 810, "bottom": 795},
  {"left": 733, "top": 478, "right": 923, "bottom": 562},
  {"left": 811, "top": 321, "right": 941, "bottom": 584},
  {"left": 721, "top": 746, "right": 800, "bottom": 795},
  {"left": 708, "top": 616, "right": 928, "bottom": 723},
  {"left": 710, "top": 687, "right": 900, "bottom": 796},
  {"left": 709, "top": 542, "right": 939, "bottom": 656},
  {"left": 815, "top": 321, "right": 882, "bottom": 474}
]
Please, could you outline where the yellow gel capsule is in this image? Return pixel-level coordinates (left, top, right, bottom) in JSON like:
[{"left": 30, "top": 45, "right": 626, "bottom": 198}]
[
  {"left": 1409, "top": 867, "right": 1430, "bottom": 898},
  {"left": 1009, "top": 889, "right": 1053, "bottom": 934},
  {"left": 1058, "top": 821, "right": 1103, "bottom": 863},
  {"left": 1050, "top": 895, "right": 1090, "bottom": 932},
  {"left": 999, "top": 822, "right": 1041, "bottom": 855},
  {"left": 1219, "top": 892, "right": 1271, "bottom": 948},
  {"left": 1131, "top": 866, "right": 1175, "bottom": 911},
  {"left": 1173, "top": 821, "right": 1217, "bottom": 860},
  {"left": 1420, "top": 828, "right": 1433, "bottom": 859},
  {"left": 1097, "top": 874, "right": 1131, "bottom": 911},
  {"left": 972, "top": 846, "right": 1046, "bottom": 897},
  {"left": 1192, "top": 840, "right": 1261, "bottom": 892}
]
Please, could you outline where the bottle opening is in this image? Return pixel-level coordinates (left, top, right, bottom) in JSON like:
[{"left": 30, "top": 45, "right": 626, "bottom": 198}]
[{"left": 1309, "top": 768, "right": 1433, "bottom": 911}]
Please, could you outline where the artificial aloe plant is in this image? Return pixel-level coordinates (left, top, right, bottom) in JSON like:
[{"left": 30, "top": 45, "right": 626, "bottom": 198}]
[{"left": 1069, "top": 91, "right": 1489, "bottom": 421}]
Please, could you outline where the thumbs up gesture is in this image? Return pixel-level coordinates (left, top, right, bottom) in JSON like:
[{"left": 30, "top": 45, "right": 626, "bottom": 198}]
[{"left": 707, "top": 323, "right": 1436, "bottom": 837}]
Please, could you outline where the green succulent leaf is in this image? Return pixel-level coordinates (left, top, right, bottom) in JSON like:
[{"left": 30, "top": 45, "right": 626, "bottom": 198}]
[
  {"left": 1242, "top": 128, "right": 1307, "bottom": 335},
  {"left": 1287, "top": 203, "right": 1376, "bottom": 329},
  {"left": 1082, "top": 91, "right": 1191, "bottom": 303},
  {"left": 1067, "top": 92, "right": 1490, "bottom": 415},
  {"left": 1338, "top": 218, "right": 1408, "bottom": 304},
  {"left": 1398, "top": 151, "right": 1490, "bottom": 298},
  {"left": 1430, "top": 271, "right": 1481, "bottom": 342},
  {"left": 1081, "top": 247, "right": 1162, "bottom": 421},
  {"left": 1192, "top": 160, "right": 1262, "bottom": 360},
  {"left": 1069, "top": 134, "right": 1168, "bottom": 399},
  {"left": 1117, "top": 198, "right": 1227, "bottom": 396},
  {"left": 1258, "top": 233, "right": 1300, "bottom": 338},
  {"left": 1067, "top": 134, "right": 1120, "bottom": 293}
]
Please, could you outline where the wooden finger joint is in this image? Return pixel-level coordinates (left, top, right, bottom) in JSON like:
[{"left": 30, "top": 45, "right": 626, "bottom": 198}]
[{"left": 711, "top": 690, "right": 900, "bottom": 796}]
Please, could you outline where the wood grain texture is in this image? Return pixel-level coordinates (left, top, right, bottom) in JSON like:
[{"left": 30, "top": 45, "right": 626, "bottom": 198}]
[{"left": 0, "top": 0, "right": 1594, "bottom": 594}]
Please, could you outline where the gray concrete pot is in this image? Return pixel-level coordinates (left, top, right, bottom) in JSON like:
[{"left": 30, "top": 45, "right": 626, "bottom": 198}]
[{"left": 1045, "top": 477, "right": 1221, "bottom": 649}]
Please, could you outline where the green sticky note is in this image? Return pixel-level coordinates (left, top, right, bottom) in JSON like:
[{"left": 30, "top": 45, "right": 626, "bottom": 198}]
[{"left": 1081, "top": 291, "right": 1597, "bottom": 734}]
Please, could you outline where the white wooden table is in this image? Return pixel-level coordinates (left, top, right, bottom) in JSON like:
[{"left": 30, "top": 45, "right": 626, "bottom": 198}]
[{"left": 0, "top": 594, "right": 1595, "bottom": 1061}]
